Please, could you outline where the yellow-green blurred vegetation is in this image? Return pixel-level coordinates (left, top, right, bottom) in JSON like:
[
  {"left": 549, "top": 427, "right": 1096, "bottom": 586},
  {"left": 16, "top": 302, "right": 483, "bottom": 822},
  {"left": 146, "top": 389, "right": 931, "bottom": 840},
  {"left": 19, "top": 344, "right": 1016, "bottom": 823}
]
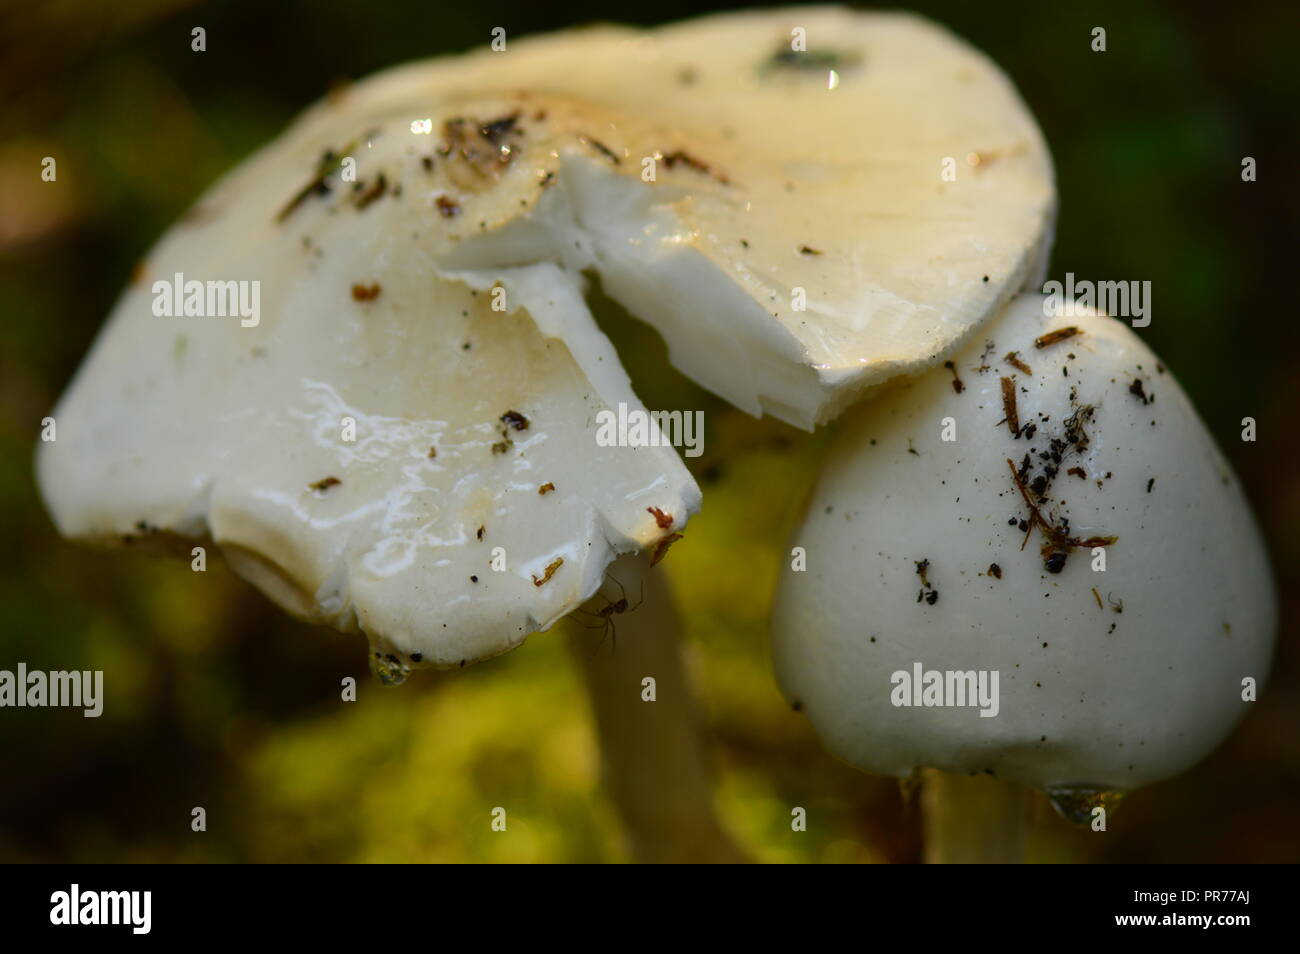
[{"left": 2, "top": 0, "right": 1297, "bottom": 862}]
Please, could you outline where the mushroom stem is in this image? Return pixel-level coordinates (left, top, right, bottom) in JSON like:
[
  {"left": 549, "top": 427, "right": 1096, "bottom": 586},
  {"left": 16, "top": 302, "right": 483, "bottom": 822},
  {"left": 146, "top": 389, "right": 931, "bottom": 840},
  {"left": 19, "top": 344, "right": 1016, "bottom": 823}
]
[
  {"left": 567, "top": 554, "right": 747, "bottom": 863},
  {"left": 921, "top": 770, "right": 1028, "bottom": 863}
]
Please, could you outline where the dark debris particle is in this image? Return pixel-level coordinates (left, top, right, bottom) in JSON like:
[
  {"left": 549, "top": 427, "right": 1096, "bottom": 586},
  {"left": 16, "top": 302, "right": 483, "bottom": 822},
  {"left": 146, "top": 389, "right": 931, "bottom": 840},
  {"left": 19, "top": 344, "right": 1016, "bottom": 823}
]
[
  {"left": 476, "top": 525, "right": 485, "bottom": 541},
  {"left": 428, "top": 446, "right": 438, "bottom": 458},
  {"left": 580, "top": 135, "right": 621, "bottom": 164},
  {"left": 649, "top": 532, "right": 684, "bottom": 567},
  {"left": 351, "top": 282, "right": 381, "bottom": 301},
  {"left": 410, "top": 653, "right": 423, "bottom": 662},
  {"left": 480, "top": 113, "right": 521, "bottom": 145},
  {"left": 436, "top": 195, "right": 461, "bottom": 217},
  {"left": 799, "top": 245, "right": 823, "bottom": 256},
  {"left": 647, "top": 506, "right": 674, "bottom": 529},
  {"left": 944, "top": 360, "right": 965, "bottom": 393},
  {"left": 1034, "top": 326, "right": 1082, "bottom": 349},
  {"left": 1000, "top": 377, "right": 1020, "bottom": 436},
  {"left": 1006, "top": 455, "right": 1117, "bottom": 568},
  {"left": 1129, "top": 378, "right": 1152, "bottom": 405},
  {"left": 309, "top": 476, "right": 341, "bottom": 493},
  {"left": 490, "top": 439, "right": 512, "bottom": 455},
  {"left": 438, "top": 113, "right": 523, "bottom": 176},
  {"left": 421, "top": 156, "right": 434, "bottom": 172},
  {"left": 915, "top": 559, "right": 939, "bottom": 603},
  {"left": 531, "top": 556, "right": 563, "bottom": 587},
  {"left": 470, "top": 575, "right": 479, "bottom": 583},
  {"left": 989, "top": 563, "right": 1002, "bottom": 579},
  {"left": 662, "top": 150, "right": 730, "bottom": 184},
  {"left": 1146, "top": 477, "right": 1155, "bottom": 493},
  {"left": 353, "top": 172, "right": 388, "bottom": 210},
  {"left": 791, "top": 699, "right": 803, "bottom": 712},
  {"left": 538, "top": 481, "right": 556, "bottom": 495},
  {"left": 762, "top": 46, "right": 860, "bottom": 74},
  {"left": 277, "top": 144, "right": 351, "bottom": 222},
  {"left": 500, "top": 409, "right": 530, "bottom": 431}
]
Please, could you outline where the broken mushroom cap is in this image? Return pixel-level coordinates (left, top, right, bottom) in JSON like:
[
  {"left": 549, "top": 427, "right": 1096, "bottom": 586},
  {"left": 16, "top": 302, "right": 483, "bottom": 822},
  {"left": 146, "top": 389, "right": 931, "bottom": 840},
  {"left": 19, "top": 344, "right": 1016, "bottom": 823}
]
[
  {"left": 37, "top": 7, "right": 1051, "bottom": 672},
  {"left": 771, "top": 293, "right": 1276, "bottom": 792},
  {"left": 260, "top": 6, "right": 1054, "bottom": 427},
  {"left": 36, "top": 175, "right": 695, "bottom": 673}
]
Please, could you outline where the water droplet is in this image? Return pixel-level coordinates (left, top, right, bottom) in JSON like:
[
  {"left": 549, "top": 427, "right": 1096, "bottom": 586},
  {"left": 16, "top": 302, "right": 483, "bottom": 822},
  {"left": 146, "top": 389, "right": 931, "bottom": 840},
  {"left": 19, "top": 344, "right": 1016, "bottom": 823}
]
[
  {"left": 1046, "top": 786, "right": 1124, "bottom": 825},
  {"left": 368, "top": 644, "right": 410, "bottom": 687}
]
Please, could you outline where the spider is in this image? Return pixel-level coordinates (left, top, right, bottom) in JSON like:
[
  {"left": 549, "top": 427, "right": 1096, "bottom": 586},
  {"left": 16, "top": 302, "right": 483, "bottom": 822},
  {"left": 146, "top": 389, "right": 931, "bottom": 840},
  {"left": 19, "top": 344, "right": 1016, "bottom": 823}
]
[{"left": 573, "top": 575, "right": 643, "bottom": 651}]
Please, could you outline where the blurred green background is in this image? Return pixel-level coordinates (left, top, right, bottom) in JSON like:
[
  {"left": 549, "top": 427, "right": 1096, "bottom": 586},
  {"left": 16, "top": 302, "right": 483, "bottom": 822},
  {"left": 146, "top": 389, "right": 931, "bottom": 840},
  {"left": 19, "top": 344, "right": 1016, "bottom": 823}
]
[{"left": 1, "top": 0, "right": 1297, "bottom": 862}]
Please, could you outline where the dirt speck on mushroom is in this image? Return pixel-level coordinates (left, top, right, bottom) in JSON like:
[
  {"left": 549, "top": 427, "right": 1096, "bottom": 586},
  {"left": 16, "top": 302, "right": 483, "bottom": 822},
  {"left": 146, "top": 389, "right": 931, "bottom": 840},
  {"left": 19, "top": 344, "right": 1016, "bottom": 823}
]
[
  {"left": 1034, "top": 326, "right": 1082, "bottom": 349},
  {"left": 531, "top": 556, "right": 563, "bottom": 587},
  {"left": 649, "top": 532, "right": 684, "bottom": 566},
  {"left": 1000, "top": 377, "right": 1020, "bottom": 436},
  {"left": 944, "top": 360, "right": 965, "bottom": 393},
  {"left": 1004, "top": 351, "right": 1033, "bottom": 375},
  {"left": 500, "top": 410, "right": 530, "bottom": 431}
]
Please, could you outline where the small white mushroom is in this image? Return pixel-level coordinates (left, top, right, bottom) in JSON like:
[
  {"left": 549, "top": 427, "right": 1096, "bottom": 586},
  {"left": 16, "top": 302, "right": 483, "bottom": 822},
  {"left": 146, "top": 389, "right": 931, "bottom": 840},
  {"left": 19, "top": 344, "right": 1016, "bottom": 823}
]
[{"left": 772, "top": 294, "right": 1276, "bottom": 808}]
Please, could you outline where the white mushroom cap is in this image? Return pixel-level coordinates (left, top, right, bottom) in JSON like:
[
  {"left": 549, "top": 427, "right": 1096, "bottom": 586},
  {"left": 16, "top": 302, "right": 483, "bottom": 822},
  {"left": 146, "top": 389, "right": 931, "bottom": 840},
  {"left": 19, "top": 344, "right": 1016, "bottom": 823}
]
[
  {"left": 37, "top": 8, "right": 1053, "bottom": 671},
  {"left": 772, "top": 293, "right": 1276, "bottom": 791},
  {"left": 251, "top": 6, "right": 1054, "bottom": 427},
  {"left": 37, "top": 216, "right": 695, "bottom": 671}
]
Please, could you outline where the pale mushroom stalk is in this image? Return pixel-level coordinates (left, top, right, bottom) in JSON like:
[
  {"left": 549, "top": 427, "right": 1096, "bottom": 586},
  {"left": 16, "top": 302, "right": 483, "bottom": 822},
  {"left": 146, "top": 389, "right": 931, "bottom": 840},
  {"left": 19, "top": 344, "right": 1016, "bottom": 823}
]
[
  {"left": 568, "top": 555, "right": 746, "bottom": 863},
  {"left": 921, "top": 770, "right": 1027, "bottom": 864}
]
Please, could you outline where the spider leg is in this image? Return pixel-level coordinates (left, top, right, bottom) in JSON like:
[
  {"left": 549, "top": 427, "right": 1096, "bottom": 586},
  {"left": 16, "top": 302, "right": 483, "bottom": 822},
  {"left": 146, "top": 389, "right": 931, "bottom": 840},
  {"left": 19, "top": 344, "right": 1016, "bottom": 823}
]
[
  {"left": 596, "top": 614, "right": 618, "bottom": 653},
  {"left": 604, "top": 574, "right": 628, "bottom": 607},
  {"left": 627, "top": 578, "right": 645, "bottom": 614},
  {"left": 586, "top": 616, "right": 618, "bottom": 659}
]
